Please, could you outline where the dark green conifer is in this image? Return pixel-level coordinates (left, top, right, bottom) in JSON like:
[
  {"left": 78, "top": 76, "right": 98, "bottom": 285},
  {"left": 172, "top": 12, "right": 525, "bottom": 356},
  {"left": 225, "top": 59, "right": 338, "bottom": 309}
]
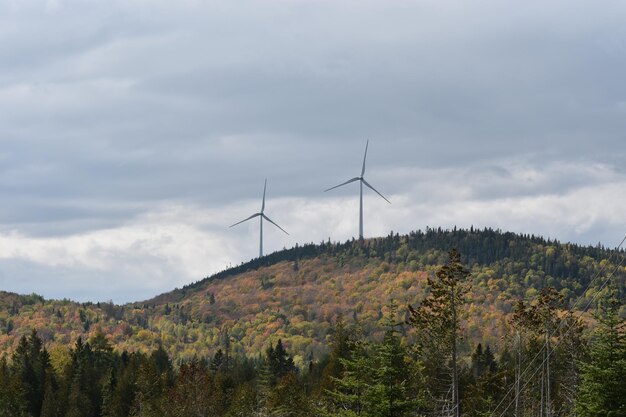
[
  {"left": 576, "top": 290, "right": 626, "bottom": 416},
  {"left": 407, "top": 248, "right": 471, "bottom": 417}
]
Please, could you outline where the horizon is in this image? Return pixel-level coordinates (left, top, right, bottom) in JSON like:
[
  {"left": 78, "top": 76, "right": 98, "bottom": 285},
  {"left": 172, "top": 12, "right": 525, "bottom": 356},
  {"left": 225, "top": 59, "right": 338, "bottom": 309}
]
[
  {"left": 4, "top": 226, "right": 623, "bottom": 305},
  {"left": 1, "top": 0, "right": 625, "bottom": 302}
]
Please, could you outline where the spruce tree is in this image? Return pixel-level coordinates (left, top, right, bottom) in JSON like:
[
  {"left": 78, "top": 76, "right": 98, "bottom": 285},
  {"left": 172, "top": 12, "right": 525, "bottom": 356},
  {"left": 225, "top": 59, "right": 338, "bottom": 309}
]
[
  {"left": 39, "top": 348, "right": 59, "bottom": 417},
  {"left": 576, "top": 290, "right": 626, "bottom": 416},
  {"left": 324, "top": 337, "right": 370, "bottom": 417},
  {"left": 365, "top": 309, "right": 415, "bottom": 417},
  {"left": 320, "top": 316, "right": 351, "bottom": 393},
  {"left": 407, "top": 248, "right": 471, "bottom": 417},
  {"left": 267, "top": 340, "right": 295, "bottom": 383},
  {"left": 269, "top": 372, "right": 312, "bottom": 417},
  {"left": 463, "top": 344, "right": 502, "bottom": 417},
  {"left": 0, "top": 356, "right": 28, "bottom": 417},
  {"left": 511, "top": 286, "right": 583, "bottom": 416}
]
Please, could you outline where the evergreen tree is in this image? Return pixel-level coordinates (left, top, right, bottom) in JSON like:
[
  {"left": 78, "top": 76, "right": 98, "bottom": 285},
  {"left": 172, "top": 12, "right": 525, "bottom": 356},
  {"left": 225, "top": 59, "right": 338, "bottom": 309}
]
[
  {"left": 267, "top": 340, "right": 296, "bottom": 384},
  {"left": 323, "top": 337, "right": 370, "bottom": 417},
  {"left": 0, "top": 356, "right": 28, "bottom": 417},
  {"left": 101, "top": 369, "right": 116, "bottom": 417},
  {"left": 211, "top": 349, "right": 225, "bottom": 372},
  {"left": 226, "top": 381, "right": 258, "bottom": 417},
  {"left": 470, "top": 344, "right": 497, "bottom": 379},
  {"left": 65, "top": 364, "right": 95, "bottom": 417},
  {"left": 365, "top": 309, "right": 415, "bottom": 417},
  {"left": 65, "top": 337, "right": 104, "bottom": 417},
  {"left": 255, "top": 357, "right": 274, "bottom": 416},
  {"left": 268, "top": 372, "right": 312, "bottom": 417},
  {"left": 165, "top": 358, "right": 215, "bottom": 416},
  {"left": 463, "top": 344, "right": 502, "bottom": 417},
  {"left": 320, "top": 316, "right": 352, "bottom": 393},
  {"left": 133, "top": 360, "right": 170, "bottom": 417},
  {"left": 9, "top": 330, "right": 50, "bottom": 417},
  {"left": 510, "top": 286, "right": 583, "bottom": 416},
  {"left": 407, "top": 248, "right": 471, "bottom": 417},
  {"left": 150, "top": 344, "right": 173, "bottom": 380},
  {"left": 39, "top": 348, "right": 60, "bottom": 417},
  {"left": 576, "top": 290, "right": 626, "bottom": 416}
]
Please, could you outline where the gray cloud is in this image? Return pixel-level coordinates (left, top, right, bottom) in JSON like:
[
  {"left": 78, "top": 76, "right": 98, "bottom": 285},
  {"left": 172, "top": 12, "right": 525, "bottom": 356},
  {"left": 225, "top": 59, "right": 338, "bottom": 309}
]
[{"left": 0, "top": 0, "right": 625, "bottom": 301}]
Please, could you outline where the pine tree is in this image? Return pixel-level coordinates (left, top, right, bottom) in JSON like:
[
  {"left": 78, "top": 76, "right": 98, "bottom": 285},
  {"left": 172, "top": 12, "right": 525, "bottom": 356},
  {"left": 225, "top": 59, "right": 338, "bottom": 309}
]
[
  {"left": 575, "top": 290, "right": 626, "bottom": 416},
  {"left": 320, "top": 316, "right": 352, "bottom": 393},
  {"left": 0, "top": 356, "right": 28, "bottom": 417},
  {"left": 100, "top": 369, "right": 116, "bottom": 417},
  {"left": 65, "top": 365, "right": 95, "bottom": 417},
  {"left": 365, "top": 308, "right": 415, "bottom": 417},
  {"left": 39, "top": 348, "right": 60, "bottom": 417},
  {"left": 463, "top": 344, "right": 502, "bottom": 417},
  {"left": 268, "top": 372, "right": 312, "bottom": 417},
  {"left": 510, "top": 286, "right": 582, "bottom": 416},
  {"left": 407, "top": 248, "right": 471, "bottom": 417},
  {"left": 150, "top": 344, "right": 173, "bottom": 379},
  {"left": 165, "top": 358, "right": 215, "bottom": 416},
  {"left": 227, "top": 381, "right": 258, "bottom": 417},
  {"left": 256, "top": 357, "right": 274, "bottom": 416},
  {"left": 267, "top": 340, "right": 295, "bottom": 384},
  {"left": 65, "top": 337, "right": 102, "bottom": 417},
  {"left": 324, "top": 337, "right": 370, "bottom": 417},
  {"left": 470, "top": 344, "right": 497, "bottom": 380},
  {"left": 133, "top": 360, "right": 170, "bottom": 417},
  {"left": 211, "top": 349, "right": 225, "bottom": 372},
  {"left": 9, "top": 330, "right": 49, "bottom": 417}
]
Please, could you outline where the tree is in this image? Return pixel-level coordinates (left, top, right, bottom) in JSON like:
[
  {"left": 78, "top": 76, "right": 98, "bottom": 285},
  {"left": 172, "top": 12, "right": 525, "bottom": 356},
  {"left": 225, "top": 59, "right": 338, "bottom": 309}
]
[
  {"left": 66, "top": 364, "right": 96, "bottom": 417},
  {"left": 407, "top": 248, "right": 471, "bottom": 417},
  {"left": 323, "top": 337, "right": 370, "bottom": 416},
  {"left": 65, "top": 337, "right": 106, "bottom": 417},
  {"left": 576, "top": 290, "right": 626, "bottom": 416},
  {"left": 10, "top": 330, "right": 52, "bottom": 417},
  {"left": 266, "top": 340, "right": 296, "bottom": 384},
  {"left": 320, "top": 316, "right": 352, "bottom": 393},
  {"left": 510, "top": 286, "right": 584, "bottom": 416},
  {"left": 39, "top": 348, "right": 60, "bottom": 417},
  {"left": 211, "top": 349, "right": 225, "bottom": 372},
  {"left": 225, "top": 381, "right": 258, "bottom": 417},
  {"left": 0, "top": 356, "right": 28, "bottom": 417},
  {"left": 133, "top": 361, "right": 170, "bottom": 417},
  {"left": 365, "top": 308, "right": 416, "bottom": 417},
  {"left": 165, "top": 358, "right": 215, "bottom": 417},
  {"left": 463, "top": 344, "right": 502, "bottom": 417},
  {"left": 268, "top": 372, "right": 312, "bottom": 417},
  {"left": 470, "top": 344, "right": 496, "bottom": 379},
  {"left": 323, "top": 306, "right": 422, "bottom": 417}
]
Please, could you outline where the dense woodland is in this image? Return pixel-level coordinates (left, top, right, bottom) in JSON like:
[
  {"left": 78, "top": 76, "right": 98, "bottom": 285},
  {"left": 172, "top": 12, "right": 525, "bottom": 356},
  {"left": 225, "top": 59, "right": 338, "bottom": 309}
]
[{"left": 1, "top": 229, "right": 625, "bottom": 416}]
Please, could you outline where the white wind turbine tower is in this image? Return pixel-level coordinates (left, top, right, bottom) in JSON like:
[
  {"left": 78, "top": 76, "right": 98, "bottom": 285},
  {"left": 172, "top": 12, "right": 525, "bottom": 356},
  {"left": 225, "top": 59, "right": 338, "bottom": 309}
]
[
  {"left": 324, "top": 140, "right": 390, "bottom": 240},
  {"left": 230, "top": 179, "right": 288, "bottom": 258}
]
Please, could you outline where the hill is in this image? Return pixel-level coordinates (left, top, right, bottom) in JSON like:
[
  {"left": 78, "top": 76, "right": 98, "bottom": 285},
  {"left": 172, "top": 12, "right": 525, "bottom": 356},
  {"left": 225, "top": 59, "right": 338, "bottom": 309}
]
[{"left": 1, "top": 228, "right": 625, "bottom": 365}]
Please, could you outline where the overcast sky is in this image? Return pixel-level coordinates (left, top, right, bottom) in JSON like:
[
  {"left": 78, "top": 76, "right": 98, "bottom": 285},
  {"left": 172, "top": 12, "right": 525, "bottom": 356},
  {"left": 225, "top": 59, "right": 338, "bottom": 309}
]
[{"left": 0, "top": 0, "right": 625, "bottom": 303}]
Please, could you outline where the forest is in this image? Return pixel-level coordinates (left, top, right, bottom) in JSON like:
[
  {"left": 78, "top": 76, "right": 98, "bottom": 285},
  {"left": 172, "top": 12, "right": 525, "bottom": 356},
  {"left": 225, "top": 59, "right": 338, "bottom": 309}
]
[{"left": 1, "top": 229, "right": 625, "bottom": 416}]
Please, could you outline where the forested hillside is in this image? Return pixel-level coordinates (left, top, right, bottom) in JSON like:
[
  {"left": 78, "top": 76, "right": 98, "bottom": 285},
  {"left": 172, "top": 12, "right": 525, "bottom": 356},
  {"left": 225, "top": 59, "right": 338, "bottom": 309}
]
[
  {"left": 1, "top": 228, "right": 624, "bottom": 364},
  {"left": 1, "top": 228, "right": 625, "bottom": 416}
]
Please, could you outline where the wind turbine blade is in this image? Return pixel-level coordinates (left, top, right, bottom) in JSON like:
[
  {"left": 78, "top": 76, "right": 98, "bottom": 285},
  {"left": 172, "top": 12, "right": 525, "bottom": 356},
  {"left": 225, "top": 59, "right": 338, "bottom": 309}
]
[
  {"left": 262, "top": 214, "right": 289, "bottom": 235},
  {"left": 261, "top": 179, "right": 267, "bottom": 212},
  {"left": 361, "top": 140, "right": 369, "bottom": 177},
  {"left": 362, "top": 178, "right": 391, "bottom": 204},
  {"left": 229, "top": 213, "right": 261, "bottom": 228},
  {"left": 324, "top": 177, "right": 360, "bottom": 192}
]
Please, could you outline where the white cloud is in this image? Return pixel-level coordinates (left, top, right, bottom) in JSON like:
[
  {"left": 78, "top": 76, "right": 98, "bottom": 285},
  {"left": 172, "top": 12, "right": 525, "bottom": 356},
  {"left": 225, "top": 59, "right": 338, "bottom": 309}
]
[
  {"left": 0, "top": 0, "right": 625, "bottom": 301},
  {"left": 1, "top": 159, "right": 624, "bottom": 303}
]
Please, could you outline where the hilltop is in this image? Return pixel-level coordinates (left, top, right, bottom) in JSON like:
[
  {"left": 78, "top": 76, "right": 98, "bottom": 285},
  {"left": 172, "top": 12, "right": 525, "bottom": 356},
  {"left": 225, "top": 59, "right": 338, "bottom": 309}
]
[{"left": 1, "top": 228, "right": 624, "bottom": 365}]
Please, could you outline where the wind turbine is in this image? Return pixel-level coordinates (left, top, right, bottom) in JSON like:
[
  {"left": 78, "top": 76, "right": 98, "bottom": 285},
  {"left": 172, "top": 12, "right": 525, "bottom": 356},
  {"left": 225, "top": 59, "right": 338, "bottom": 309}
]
[
  {"left": 230, "top": 179, "right": 288, "bottom": 258},
  {"left": 324, "top": 140, "right": 390, "bottom": 240}
]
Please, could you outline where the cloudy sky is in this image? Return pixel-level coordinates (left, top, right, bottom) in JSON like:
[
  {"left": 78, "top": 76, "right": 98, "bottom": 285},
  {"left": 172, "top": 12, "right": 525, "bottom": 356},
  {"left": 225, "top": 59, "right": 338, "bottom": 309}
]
[{"left": 0, "top": 0, "right": 625, "bottom": 303}]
